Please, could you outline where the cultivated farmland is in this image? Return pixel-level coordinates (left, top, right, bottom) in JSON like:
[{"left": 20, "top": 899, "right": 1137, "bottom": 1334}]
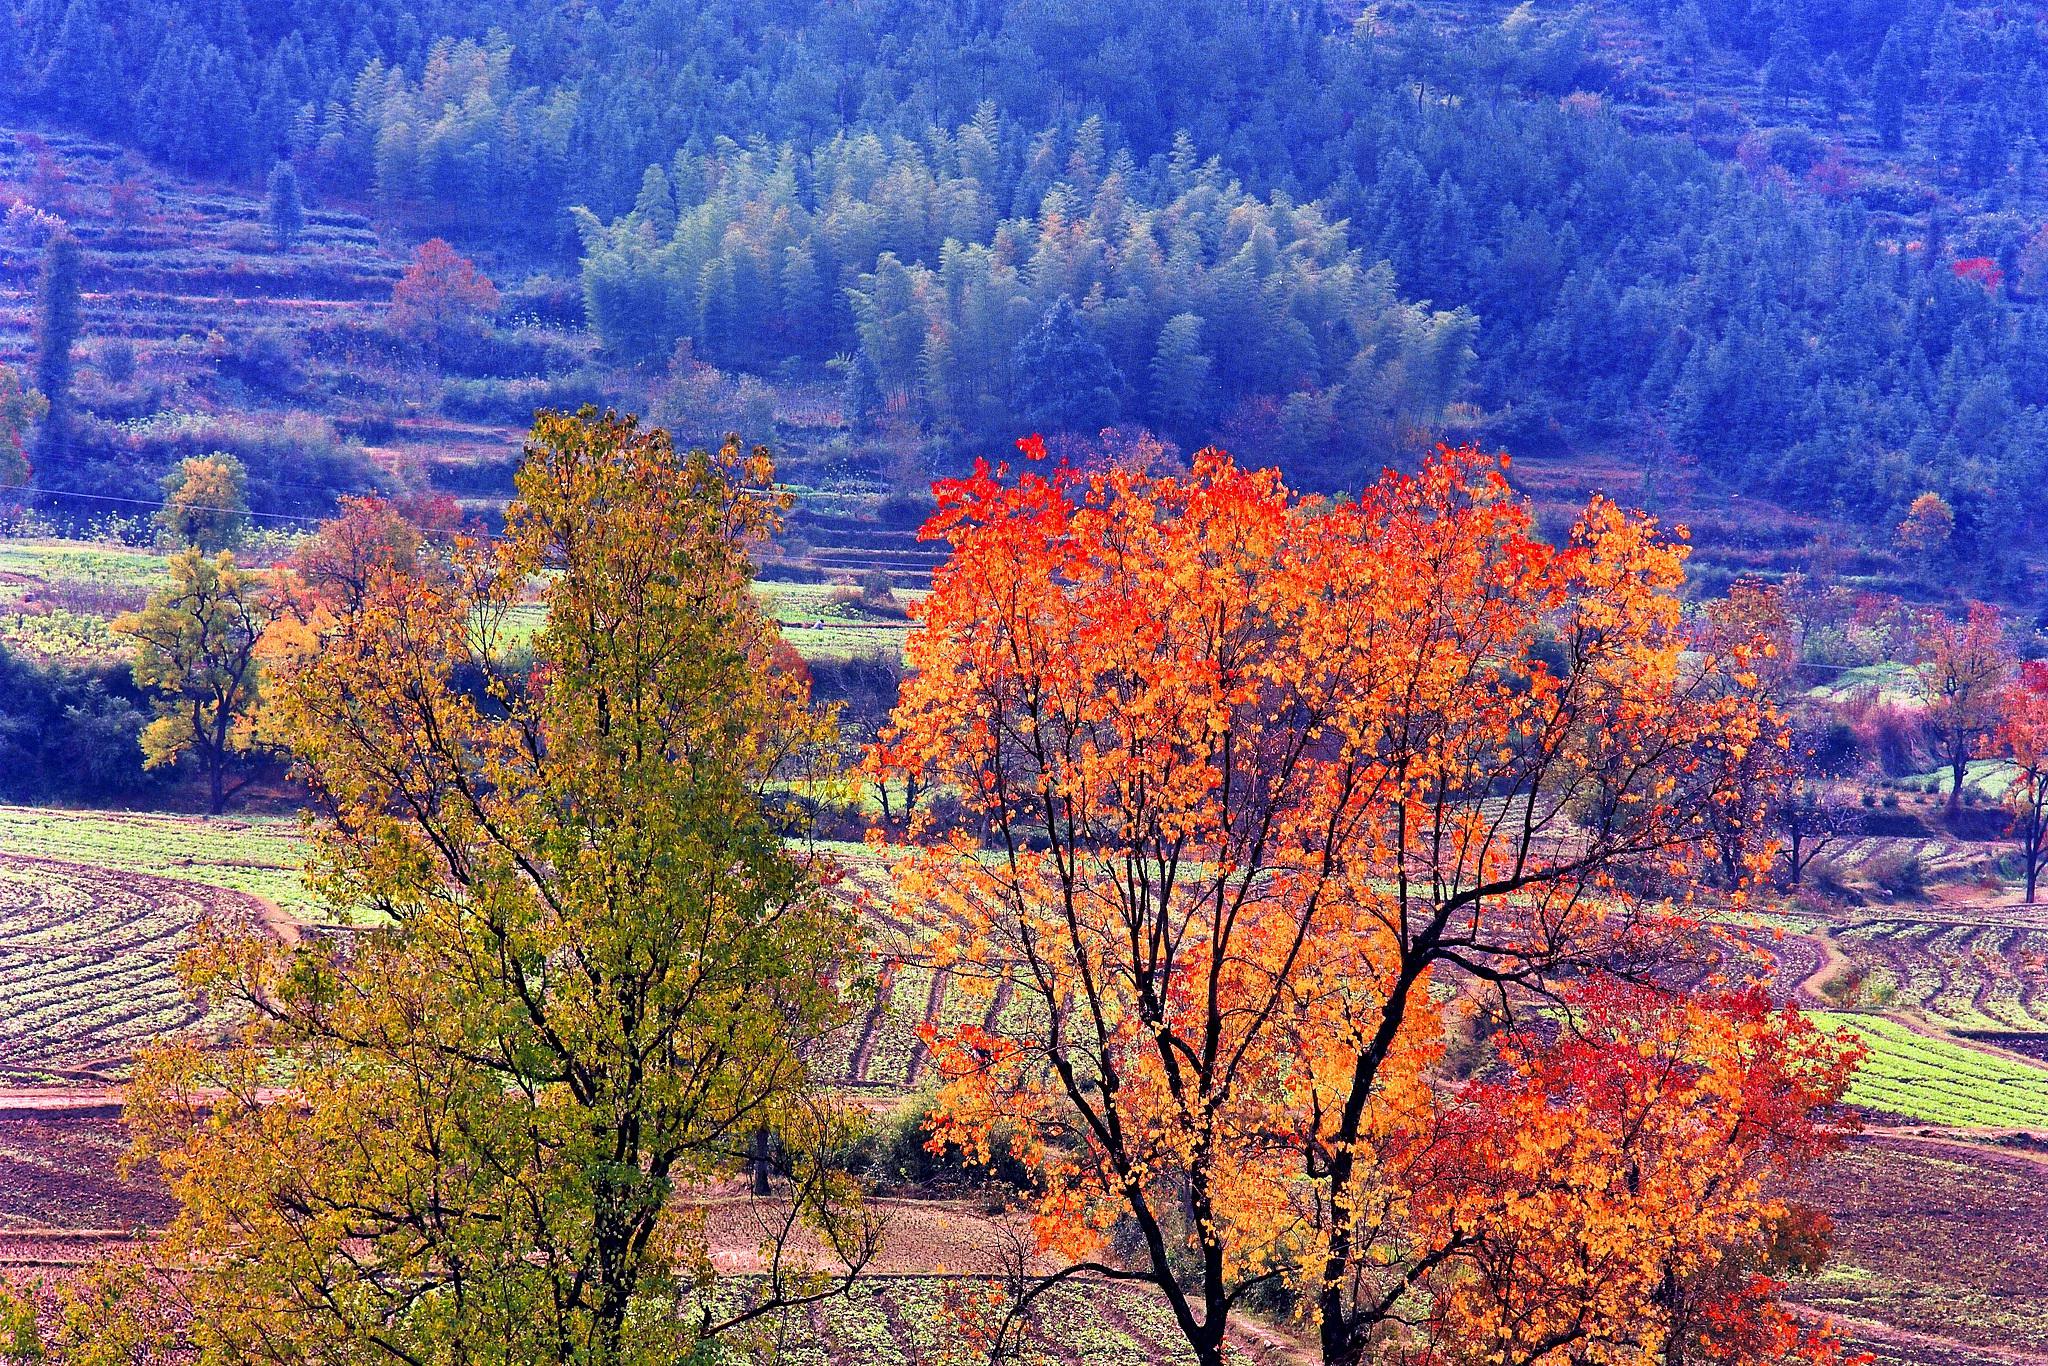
[
  {"left": 0, "top": 804, "right": 311, "bottom": 915},
  {"left": 0, "top": 853, "right": 265, "bottom": 1084},
  {"left": 1810, "top": 1012, "right": 2048, "bottom": 1129}
]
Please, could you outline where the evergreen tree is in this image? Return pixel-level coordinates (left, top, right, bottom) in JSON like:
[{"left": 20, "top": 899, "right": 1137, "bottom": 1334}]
[
  {"left": 30, "top": 228, "right": 81, "bottom": 470},
  {"left": 38, "top": 0, "right": 119, "bottom": 128},
  {"left": 1873, "top": 28, "right": 1912, "bottom": 152},
  {"left": 1012, "top": 295, "right": 1122, "bottom": 436},
  {"left": 1149, "top": 312, "right": 1213, "bottom": 440},
  {"left": 839, "top": 351, "right": 882, "bottom": 434},
  {"left": 265, "top": 160, "right": 306, "bottom": 249},
  {"left": 631, "top": 164, "right": 677, "bottom": 241}
]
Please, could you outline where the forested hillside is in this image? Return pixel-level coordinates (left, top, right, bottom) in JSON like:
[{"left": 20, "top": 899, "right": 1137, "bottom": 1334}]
[{"left": 3, "top": 0, "right": 2046, "bottom": 594}]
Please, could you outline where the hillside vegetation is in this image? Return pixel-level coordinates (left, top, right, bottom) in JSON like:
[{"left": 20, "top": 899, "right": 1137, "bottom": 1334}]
[{"left": 0, "top": 0, "right": 2043, "bottom": 602}]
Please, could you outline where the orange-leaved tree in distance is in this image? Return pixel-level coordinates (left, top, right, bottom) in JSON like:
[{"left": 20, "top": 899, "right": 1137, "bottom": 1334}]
[
  {"left": 2000, "top": 660, "right": 2048, "bottom": 904},
  {"left": 1915, "top": 601, "right": 2012, "bottom": 815},
  {"left": 872, "top": 439, "right": 1860, "bottom": 1366}
]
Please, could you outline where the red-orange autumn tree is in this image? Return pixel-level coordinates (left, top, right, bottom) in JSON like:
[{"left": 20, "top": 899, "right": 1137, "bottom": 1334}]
[
  {"left": 1915, "top": 602, "right": 2012, "bottom": 815},
  {"left": 873, "top": 440, "right": 1859, "bottom": 1366},
  {"left": 391, "top": 237, "right": 499, "bottom": 357},
  {"left": 2000, "top": 661, "right": 2048, "bottom": 904}
]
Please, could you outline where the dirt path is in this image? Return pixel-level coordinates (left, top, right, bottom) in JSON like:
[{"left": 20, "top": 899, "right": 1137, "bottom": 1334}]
[{"left": 1794, "top": 926, "right": 1853, "bottom": 1007}]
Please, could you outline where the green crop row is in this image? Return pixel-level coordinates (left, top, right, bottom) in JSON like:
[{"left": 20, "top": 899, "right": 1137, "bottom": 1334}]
[
  {"left": 1812, "top": 1011, "right": 2048, "bottom": 1129},
  {"left": 0, "top": 803, "right": 316, "bottom": 916}
]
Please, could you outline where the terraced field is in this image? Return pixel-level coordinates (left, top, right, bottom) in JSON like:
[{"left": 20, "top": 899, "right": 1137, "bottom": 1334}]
[
  {"left": 1789, "top": 1137, "right": 2048, "bottom": 1364},
  {"left": 1812, "top": 1012, "right": 2048, "bottom": 1129},
  {"left": 0, "top": 534, "right": 912, "bottom": 668},
  {"left": 0, "top": 539, "right": 174, "bottom": 662},
  {"left": 0, "top": 853, "right": 266, "bottom": 1084},
  {"left": 1821, "top": 835, "right": 2005, "bottom": 892},
  {"left": 1830, "top": 915, "right": 2048, "bottom": 1032},
  {"left": 0, "top": 804, "right": 311, "bottom": 915},
  {"left": 698, "top": 1278, "right": 1198, "bottom": 1365}
]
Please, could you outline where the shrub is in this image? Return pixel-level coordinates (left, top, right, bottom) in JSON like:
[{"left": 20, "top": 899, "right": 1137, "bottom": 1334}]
[
  {"left": 123, "top": 411, "right": 377, "bottom": 513},
  {"left": 857, "top": 568, "right": 902, "bottom": 617},
  {"left": 496, "top": 274, "right": 586, "bottom": 330},
  {"left": 846, "top": 1092, "right": 1036, "bottom": 1197},
  {"left": 95, "top": 338, "right": 137, "bottom": 385},
  {"left": 441, "top": 374, "right": 611, "bottom": 424},
  {"left": 214, "top": 329, "right": 308, "bottom": 394},
  {"left": 1868, "top": 848, "right": 1926, "bottom": 899}
]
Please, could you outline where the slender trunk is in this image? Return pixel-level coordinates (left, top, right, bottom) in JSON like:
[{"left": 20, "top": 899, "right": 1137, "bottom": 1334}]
[{"left": 750, "top": 1124, "right": 773, "bottom": 1196}]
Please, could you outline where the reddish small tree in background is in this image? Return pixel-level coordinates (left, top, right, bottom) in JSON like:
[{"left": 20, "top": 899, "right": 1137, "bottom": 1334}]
[
  {"left": 390, "top": 237, "right": 498, "bottom": 359},
  {"left": 1915, "top": 602, "right": 2012, "bottom": 814},
  {"left": 1951, "top": 256, "right": 2005, "bottom": 292},
  {"left": 2000, "top": 661, "right": 2048, "bottom": 903},
  {"left": 1894, "top": 491, "right": 1954, "bottom": 559}
]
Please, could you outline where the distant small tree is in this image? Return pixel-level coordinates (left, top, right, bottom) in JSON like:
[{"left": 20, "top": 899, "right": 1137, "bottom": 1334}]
[
  {"left": 1149, "top": 311, "right": 1212, "bottom": 440},
  {"left": 1011, "top": 294, "right": 1122, "bottom": 435},
  {"left": 264, "top": 160, "right": 305, "bottom": 250},
  {"left": 2000, "top": 661, "right": 2048, "bottom": 904},
  {"left": 1915, "top": 602, "right": 2012, "bottom": 816},
  {"left": 1761, "top": 23, "right": 1815, "bottom": 112},
  {"left": 0, "top": 366, "right": 47, "bottom": 493},
  {"left": 391, "top": 237, "right": 498, "bottom": 359},
  {"left": 1872, "top": 28, "right": 1911, "bottom": 152},
  {"left": 105, "top": 171, "right": 156, "bottom": 244},
  {"left": 112, "top": 549, "right": 274, "bottom": 815},
  {"left": 1664, "top": 0, "right": 1709, "bottom": 74},
  {"left": 1774, "top": 782, "right": 1854, "bottom": 889},
  {"left": 1819, "top": 53, "right": 1854, "bottom": 121},
  {"left": 31, "top": 228, "right": 82, "bottom": 468},
  {"left": 155, "top": 453, "right": 251, "bottom": 553},
  {"left": 1895, "top": 490, "right": 1954, "bottom": 559},
  {"left": 837, "top": 351, "right": 881, "bottom": 434}
]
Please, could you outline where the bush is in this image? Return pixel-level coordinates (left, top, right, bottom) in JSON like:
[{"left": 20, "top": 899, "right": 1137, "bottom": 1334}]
[
  {"left": 441, "top": 373, "right": 611, "bottom": 424},
  {"left": 95, "top": 338, "right": 136, "bottom": 385},
  {"left": 0, "top": 649, "right": 160, "bottom": 802},
  {"left": 846, "top": 1092, "right": 1036, "bottom": 1197},
  {"left": 123, "top": 411, "right": 378, "bottom": 514},
  {"left": 857, "top": 568, "right": 902, "bottom": 616},
  {"left": 1868, "top": 848, "right": 1926, "bottom": 899},
  {"left": 217, "top": 329, "right": 308, "bottom": 392},
  {"left": 439, "top": 327, "right": 586, "bottom": 380},
  {"left": 496, "top": 274, "right": 586, "bottom": 330}
]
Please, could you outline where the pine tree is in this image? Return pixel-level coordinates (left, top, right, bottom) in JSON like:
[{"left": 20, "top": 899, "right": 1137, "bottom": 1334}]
[
  {"left": 631, "top": 164, "right": 676, "bottom": 240},
  {"left": 1149, "top": 311, "right": 1212, "bottom": 439},
  {"left": 1012, "top": 295, "right": 1122, "bottom": 435},
  {"left": 31, "top": 229, "right": 81, "bottom": 469},
  {"left": 38, "top": 0, "right": 120, "bottom": 128},
  {"left": 265, "top": 161, "right": 306, "bottom": 249},
  {"left": 1873, "top": 28, "right": 1911, "bottom": 152}
]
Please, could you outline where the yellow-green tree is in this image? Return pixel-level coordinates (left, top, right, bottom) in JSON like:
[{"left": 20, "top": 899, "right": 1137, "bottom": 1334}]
[
  {"left": 124, "top": 410, "right": 875, "bottom": 1366},
  {"left": 112, "top": 548, "right": 273, "bottom": 814},
  {"left": 153, "top": 453, "right": 250, "bottom": 552}
]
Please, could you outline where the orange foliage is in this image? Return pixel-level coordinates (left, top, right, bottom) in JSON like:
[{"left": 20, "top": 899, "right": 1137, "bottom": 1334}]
[
  {"left": 873, "top": 441, "right": 1853, "bottom": 1366},
  {"left": 2001, "top": 660, "right": 2048, "bottom": 903},
  {"left": 391, "top": 237, "right": 499, "bottom": 352}
]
